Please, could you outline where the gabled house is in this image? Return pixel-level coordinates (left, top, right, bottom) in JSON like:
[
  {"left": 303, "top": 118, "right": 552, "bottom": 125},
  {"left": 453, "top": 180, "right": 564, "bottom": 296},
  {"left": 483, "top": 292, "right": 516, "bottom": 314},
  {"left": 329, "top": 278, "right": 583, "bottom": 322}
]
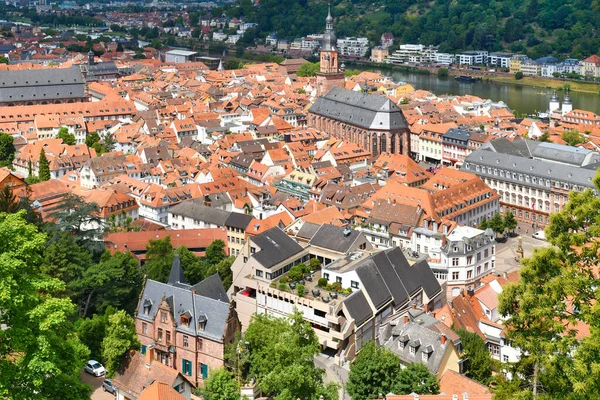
[{"left": 136, "top": 257, "right": 240, "bottom": 387}]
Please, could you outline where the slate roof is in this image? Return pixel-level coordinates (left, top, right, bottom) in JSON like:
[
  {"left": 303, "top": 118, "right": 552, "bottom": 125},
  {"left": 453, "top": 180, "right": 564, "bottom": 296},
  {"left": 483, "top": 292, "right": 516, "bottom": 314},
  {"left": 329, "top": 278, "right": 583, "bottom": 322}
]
[
  {"left": 251, "top": 227, "right": 304, "bottom": 269},
  {"left": 344, "top": 290, "right": 372, "bottom": 327},
  {"left": 225, "top": 212, "right": 253, "bottom": 230},
  {"left": 295, "top": 221, "right": 321, "bottom": 240},
  {"left": 169, "top": 198, "right": 230, "bottom": 226},
  {"left": 0, "top": 65, "right": 85, "bottom": 103},
  {"left": 112, "top": 352, "right": 182, "bottom": 399},
  {"left": 137, "top": 261, "right": 230, "bottom": 341},
  {"left": 463, "top": 138, "right": 599, "bottom": 188},
  {"left": 309, "top": 87, "right": 408, "bottom": 131},
  {"left": 308, "top": 223, "right": 363, "bottom": 253}
]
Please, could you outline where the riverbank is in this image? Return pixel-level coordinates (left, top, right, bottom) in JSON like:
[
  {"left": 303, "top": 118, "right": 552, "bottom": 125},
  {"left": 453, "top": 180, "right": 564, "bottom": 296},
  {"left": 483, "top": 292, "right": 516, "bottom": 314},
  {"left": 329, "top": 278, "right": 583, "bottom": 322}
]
[
  {"left": 481, "top": 75, "right": 600, "bottom": 95},
  {"left": 347, "top": 60, "right": 600, "bottom": 95}
]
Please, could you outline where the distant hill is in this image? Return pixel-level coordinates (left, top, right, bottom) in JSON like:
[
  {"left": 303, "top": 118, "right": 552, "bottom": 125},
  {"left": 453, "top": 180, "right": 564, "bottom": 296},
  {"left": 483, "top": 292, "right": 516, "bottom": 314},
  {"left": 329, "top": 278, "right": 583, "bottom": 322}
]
[{"left": 231, "top": 0, "right": 600, "bottom": 60}]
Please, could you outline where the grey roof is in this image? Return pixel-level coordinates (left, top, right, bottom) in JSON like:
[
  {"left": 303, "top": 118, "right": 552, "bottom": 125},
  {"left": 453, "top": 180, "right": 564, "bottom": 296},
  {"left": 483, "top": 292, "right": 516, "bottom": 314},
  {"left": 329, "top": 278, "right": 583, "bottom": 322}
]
[
  {"left": 192, "top": 272, "right": 229, "bottom": 301},
  {"left": 343, "top": 291, "right": 372, "bottom": 327},
  {"left": 167, "top": 255, "right": 187, "bottom": 286},
  {"left": 296, "top": 221, "right": 321, "bottom": 240},
  {"left": 169, "top": 198, "right": 230, "bottom": 226},
  {"left": 0, "top": 65, "right": 85, "bottom": 103},
  {"left": 463, "top": 138, "right": 600, "bottom": 188},
  {"left": 382, "top": 320, "right": 452, "bottom": 374},
  {"left": 309, "top": 87, "right": 408, "bottom": 131},
  {"left": 225, "top": 212, "right": 253, "bottom": 230},
  {"left": 443, "top": 127, "right": 473, "bottom": 143},
  {"left": 251, "top": 227, "right": 304, "bottom": 269},
  {"left": 355, "top": 258, "right": 393, "bottom": 309},
  {"left": 412, "top": 259, "right": 443, "bottom": 299},
  {"left": 308, "top": 224, "right": 363, "bottom": 253},
  {"left": 137, "top": 277, "right": 230, "bottom": 342}
]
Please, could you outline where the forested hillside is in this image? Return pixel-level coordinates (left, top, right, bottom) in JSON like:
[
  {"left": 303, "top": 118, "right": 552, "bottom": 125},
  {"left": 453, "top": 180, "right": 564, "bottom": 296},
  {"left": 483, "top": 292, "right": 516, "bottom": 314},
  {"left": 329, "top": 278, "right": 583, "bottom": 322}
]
[{"left": 228, "top": 0, "right": 600, "bottom": 59}]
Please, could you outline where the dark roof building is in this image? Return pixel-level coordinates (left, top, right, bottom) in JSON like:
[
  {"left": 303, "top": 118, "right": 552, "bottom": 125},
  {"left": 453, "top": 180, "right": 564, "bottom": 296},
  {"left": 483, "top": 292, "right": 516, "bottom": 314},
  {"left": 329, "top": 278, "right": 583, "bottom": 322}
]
[
  {"left": 308, "top": 87, "right": 410, "bottom": 156},
  {"left": 0, "top": 65, "right": 86, "bottom": 106}
]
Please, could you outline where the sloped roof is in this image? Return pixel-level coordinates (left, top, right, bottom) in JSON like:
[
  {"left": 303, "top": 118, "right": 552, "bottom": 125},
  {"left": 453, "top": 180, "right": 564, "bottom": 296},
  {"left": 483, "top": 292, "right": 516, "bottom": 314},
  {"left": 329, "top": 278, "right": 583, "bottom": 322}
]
[{"left": 251, "top": 227, "right": 304, "bottom": 269}]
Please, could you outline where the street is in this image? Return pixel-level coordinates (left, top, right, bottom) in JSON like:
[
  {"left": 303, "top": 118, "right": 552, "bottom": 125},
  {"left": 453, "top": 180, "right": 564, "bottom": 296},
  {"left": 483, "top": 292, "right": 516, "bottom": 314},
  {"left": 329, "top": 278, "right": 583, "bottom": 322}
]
[{"left": 80, "top": 371, "right": 115, "bottom": 400}]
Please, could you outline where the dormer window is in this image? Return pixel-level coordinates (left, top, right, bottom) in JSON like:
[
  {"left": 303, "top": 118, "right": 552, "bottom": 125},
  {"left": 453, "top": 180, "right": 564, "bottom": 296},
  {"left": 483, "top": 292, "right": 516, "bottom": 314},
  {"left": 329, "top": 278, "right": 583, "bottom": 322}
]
[
  {"left": 143, "top": 299, "right": 152, "bottom": 315},
  {"left": 198, "top": 314, "right": 208, "bottom": 331},
  {"left": 422, "top": 345, "right": 434, "bottom": 362},
  {"left": 180, "top": 312, "right": 191, "bottom": 327}
]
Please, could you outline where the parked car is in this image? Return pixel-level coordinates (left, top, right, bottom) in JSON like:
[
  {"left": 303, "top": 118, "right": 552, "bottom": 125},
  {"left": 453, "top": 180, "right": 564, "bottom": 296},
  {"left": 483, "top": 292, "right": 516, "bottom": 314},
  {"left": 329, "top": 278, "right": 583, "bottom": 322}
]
[
  {"left": 102, "top": 378, "right": 117, "bottom": 394},
  {"left": 84, "top": 360, "right": 106, "bottom": 376},
  {"left": 532, "top": 230, "right": 546, "bottom": 241}
]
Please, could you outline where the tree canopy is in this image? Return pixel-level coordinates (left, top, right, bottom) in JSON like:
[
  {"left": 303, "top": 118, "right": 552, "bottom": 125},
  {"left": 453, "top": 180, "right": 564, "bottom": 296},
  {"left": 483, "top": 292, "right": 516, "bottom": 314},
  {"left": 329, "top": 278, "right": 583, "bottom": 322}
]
[
  {"left": 456, "top": 329, "right": 493, "bottom": 384},
  {"left": 38, "top": 148, "right": 50, "bottom": 181},
  {"left": 57, "top": 127, "right": 76, "bottom": 145},
  {"left": 101, "top": 310, "right": 140, "bottom": 377},
  {"left": 0, "top": 132, "right": 15, "bottom": 167},
  {"left": 200, "top": 368, "right": 241, "bottom": 400},
  {"left": 0, "top": 211, "right": 91, "bottom": 399}
]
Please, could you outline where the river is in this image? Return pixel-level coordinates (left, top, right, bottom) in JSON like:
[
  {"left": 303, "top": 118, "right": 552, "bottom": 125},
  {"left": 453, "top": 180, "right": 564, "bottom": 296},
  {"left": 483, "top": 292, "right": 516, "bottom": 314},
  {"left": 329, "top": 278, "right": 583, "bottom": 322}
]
[{"left": 361, "top": 68, "right": 600, "bottom": 115}]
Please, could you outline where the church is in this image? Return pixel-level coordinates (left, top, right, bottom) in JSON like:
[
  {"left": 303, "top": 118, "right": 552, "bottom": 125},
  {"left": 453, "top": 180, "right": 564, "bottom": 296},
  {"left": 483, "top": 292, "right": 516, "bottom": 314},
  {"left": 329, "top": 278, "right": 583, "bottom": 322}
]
[{"left": 308, "top": 7, "right": 410, "bottom": 156}]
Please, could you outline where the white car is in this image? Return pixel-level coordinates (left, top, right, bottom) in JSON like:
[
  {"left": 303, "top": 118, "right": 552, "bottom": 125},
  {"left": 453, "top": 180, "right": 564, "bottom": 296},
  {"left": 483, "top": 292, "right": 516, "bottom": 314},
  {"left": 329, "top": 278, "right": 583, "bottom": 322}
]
[
  {"left": 532, "top": 230, "right": 546, "bottom": 241},
  {"left": 84, "top": 360, "right": 106, "bottom": 377}
]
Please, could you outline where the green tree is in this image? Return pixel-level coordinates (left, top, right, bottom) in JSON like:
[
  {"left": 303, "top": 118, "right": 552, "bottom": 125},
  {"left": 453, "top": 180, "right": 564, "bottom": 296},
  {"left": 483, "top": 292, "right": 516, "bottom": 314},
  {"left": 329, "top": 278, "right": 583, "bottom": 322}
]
[
  {"left": 116, "top": 43, "right": 124, "bottom": 52},
  {"left": 309, "top": 257, "right": 321, "bottom": 270},
  {"left": 85, "top": 131, "right": 101, "bottom": 148},
  {"left": 503, "top": 211, "right": 518, "bottom": 234},
  {"left": 200, "top": 368, "right": 240, "bottom": 400},
  {"left": 0, "top": 132, "right": 15, "bottom": 167},
  {"left": 479, "top": 216, "right": 489, "bottom": 230},
  {"left": 177, "top": 245, "right": 205, "bottom": 284},
  {"left": 288, "top": 265, "right": 303, "bottom": 281},
  {"left": 101, "top": 310, "right": 140, "bottom": 377},
  {"left": 515, "top": 71, "right": 524, "bottom": 80},
  {"left": 456, "top": 329, "right": 493, "bottom": 384},
  {"left": 296, "top": 62, "right": 320, "bottom": 77},
  {"left": 143, "top": 236, "right": 175, "bottom": 282},
  {"left": 244, "top": 311, "right": 338, "bottom": 400},
  {"left": 392, "top": 363, "right": 439, "bottom": 395},
  {"left": 296, "top": 283, "right": 305, "bottom": 297},
  {"left": 205, "top": 239, "right": 227, "bottom": 266},
  {"left": 0, "top": 211, "right": 91, "bottom": 399},
  {"left": 57, "top": 127, "right": 76, "bottom": 145},
  {"left": 38, "top": 148, "right": 50, "bottom": 181},
  {"left": 347, "top": 340, "right": 402, "bottom": 400},
  {"left": 438, "top": 67, "right": 448, "bottom": 77},
  {"left": 0, "top": 184, "right": 19, "bottom": 213},
  {"left": 538, "top": 131, "right": 552, "bottom": 142},
  {"left": 561, "top": 130, "right": 586, "bottom": 146},
  {"left": 76, "top": 307, "right": 116, "bottom": 360},
  {"left": 47, "top": 193, "right": 103, "bottom": 256},
  {"left": 488, "top": 212, "right": 505, "bottom": 236},
  {"left": 0, "top": 56, "right": 8, "bottom": 64}
]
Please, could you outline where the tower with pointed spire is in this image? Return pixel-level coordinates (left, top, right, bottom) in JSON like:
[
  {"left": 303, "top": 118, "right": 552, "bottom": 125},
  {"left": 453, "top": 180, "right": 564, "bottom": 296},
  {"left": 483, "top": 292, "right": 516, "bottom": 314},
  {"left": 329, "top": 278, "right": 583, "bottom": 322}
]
[
  {"left": 561, "top": 88, "right": 572, "bottom": 115},
  {"left": 316, "top": 4, "right": 345, "bottom": 96},
  {"left": 549, "top": 89, "right": 559, "bottom": 112}
]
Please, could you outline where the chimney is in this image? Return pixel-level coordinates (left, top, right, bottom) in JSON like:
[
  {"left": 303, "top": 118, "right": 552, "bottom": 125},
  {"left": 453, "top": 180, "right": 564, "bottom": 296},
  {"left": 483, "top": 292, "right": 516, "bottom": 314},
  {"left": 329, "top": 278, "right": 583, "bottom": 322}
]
[
  {"left": 460, "top": 288, "right": 465, "bottom": 298},
  {"left": 145, "top": 345, "right": 154, "bottom": 366},
  {"left": 441, "top": 335, "right": 447, "bottom": 345},
  {"left": 503, "top": 271, "right": 508, "bottom": 279},
  {"left": 403, "top": 315, "right": 409, "bottom": 324},
  {"left": 442, "top": 235, "right": 447, "bottom": 246}
]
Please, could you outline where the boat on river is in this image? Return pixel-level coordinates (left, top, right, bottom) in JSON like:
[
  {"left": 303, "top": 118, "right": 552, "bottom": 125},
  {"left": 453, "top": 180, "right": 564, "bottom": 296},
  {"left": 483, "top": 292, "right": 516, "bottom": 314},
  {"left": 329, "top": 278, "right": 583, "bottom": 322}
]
[{"left": 455, "top": 75, "right": 482, "bottom": 82}]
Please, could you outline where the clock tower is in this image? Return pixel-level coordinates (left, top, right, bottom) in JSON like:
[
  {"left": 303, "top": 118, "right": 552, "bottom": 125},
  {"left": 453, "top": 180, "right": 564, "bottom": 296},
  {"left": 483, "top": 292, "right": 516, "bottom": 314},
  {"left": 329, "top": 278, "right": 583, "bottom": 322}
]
[{"left": 316, "top": 5, "right": 345, "bottom": 96}]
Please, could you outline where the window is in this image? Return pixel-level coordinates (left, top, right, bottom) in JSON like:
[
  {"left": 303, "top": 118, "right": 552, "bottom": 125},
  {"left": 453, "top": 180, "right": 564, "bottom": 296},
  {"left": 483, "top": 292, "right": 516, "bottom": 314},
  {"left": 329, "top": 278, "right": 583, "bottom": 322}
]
[
  {"left": 484, "top": 249, "right": 489, "bottom": 258},
  {"left": 466, "top": 255, "right": 473, "bottom": 265},
  {"left": 503, "top": 355, "right": 509, "bottom": 362},
  {"left": 157, "top": 328, "right": 163, "bottom": 342},
  {"left": 199, "top": 363, "right": 208, "bottom": 379},
  {"left": 243, "top": 257, "right": 248, "bottom": 263},
  {"left": 422, "top": 352, "right": 429, "bottom": 362},
  {"left": 452, "top": 287, "right": 460, "bottom": 297},
  {"left": 452, "top": 258, "right": 459, "bottom": 266},
  {"left": 160, "top": 311, "right": 167, "bottom": 323},
  {"left": 266, "top": 272, "right": 272, "bottom": 280},
  {"left": 182, "top": 359, "right": 193, "bottom": 376},
  {"left": 256, "top": 270, "right": 263, "bottom": 277},
  {"left": 142, "top": 323, "right": 148, "bottom": 335},
  {"left": 166, "top": 330, "right": 171, "bottom": 344},
  {"left": 141, "top": 345, "right": 147, "bottom": 355},
  {"left": 467, "top": 270, "right": 473, "bottom": 279},
  {"left": 452, "top": 272, "right": 459, "bottom": 280},
  {"left": 336, "top": 277, "right": 342, "bottom": 283},
  {"left": 410, "top": 346, "right": 416, "bottom": 355},
  {"left": 198, "top": 338, "right": 203, "bottom": 351},
  {"left": 183, "top": 335, "right": 189, "bottom": 348},
  {"left": 323, "top": 273, "right": 329, "bottom": 280},
  {"left": 351, "top": 281, "right": 359, "bottom": 289}
]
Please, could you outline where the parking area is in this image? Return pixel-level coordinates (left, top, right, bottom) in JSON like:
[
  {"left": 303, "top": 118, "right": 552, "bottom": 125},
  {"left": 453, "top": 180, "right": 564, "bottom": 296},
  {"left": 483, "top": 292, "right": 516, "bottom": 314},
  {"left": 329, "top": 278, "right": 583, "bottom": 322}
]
[{"left": 80, "top": 371, "right": 115, "bottom": 400}]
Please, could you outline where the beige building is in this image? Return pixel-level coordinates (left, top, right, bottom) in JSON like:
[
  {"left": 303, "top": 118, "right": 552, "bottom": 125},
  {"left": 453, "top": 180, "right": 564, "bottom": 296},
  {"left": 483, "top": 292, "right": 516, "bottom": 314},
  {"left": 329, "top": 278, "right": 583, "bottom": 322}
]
[
  {"left": 230, "top": 224, "right": 443, "bottom": 362},
  {"left": 520, "top": 60, "right": 541, "bottom": 76},
  {"left": 581, "top": 55, "right": 600, "bottom": 78},
  {"left": 370, "top": 47, "right": 389, "bottom": 63}
]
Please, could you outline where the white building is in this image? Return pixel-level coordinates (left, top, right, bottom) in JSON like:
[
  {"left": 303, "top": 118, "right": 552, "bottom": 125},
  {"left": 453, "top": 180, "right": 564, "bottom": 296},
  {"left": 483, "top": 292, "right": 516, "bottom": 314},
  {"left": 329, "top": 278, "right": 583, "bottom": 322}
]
[
  {"left": 386, "top": 44, "right": 438, "bottom": 65},
  {"left": 428, "top": 226, "right": 496, "bottom": 299},
  {"left": 164, "top": 50, "right": 198, "bottom": 63},
  {"left": 336, "top": 37, "right": 369, "bottom": 58},
  {"left": 226, "top": 34, "right": 241, "bottom": 45},
  {"left": 488, "top": 52, "right": 512, "bottom": 69},
  {"left": 457, "top": 51, "right": 488, "bottom": 66},
  {"left": 435, "top": 53, "right": 456, "bottom": 65},
  {"left": 212, "top": 32, "right": 228, "bottom": 42}
]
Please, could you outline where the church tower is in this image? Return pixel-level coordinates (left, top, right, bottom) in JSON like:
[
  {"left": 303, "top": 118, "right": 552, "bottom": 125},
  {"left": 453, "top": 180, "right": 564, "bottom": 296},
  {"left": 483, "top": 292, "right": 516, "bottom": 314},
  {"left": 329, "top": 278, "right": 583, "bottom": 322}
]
[{"left": 316, "top": 4, "right": 345, "bottom": 96}]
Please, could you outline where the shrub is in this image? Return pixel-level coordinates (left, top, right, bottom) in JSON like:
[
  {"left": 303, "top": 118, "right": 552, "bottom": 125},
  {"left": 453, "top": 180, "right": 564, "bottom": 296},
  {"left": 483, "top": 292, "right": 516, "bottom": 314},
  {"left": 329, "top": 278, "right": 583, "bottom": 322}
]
[
  {"left": 270, "top": 281, "right": 277, "bottom": 288},
  {"left": 288, "top": 266, "right": 303, "bottom": 281},
  {"left": 297, "top": 284, "right": 305, "bottom": 297},
  {"left": 279, "top": 276, "right": 289, "bottom": 284},
  {"left": 514, "top": 71, "right": 524, "bottom": 80},
  {"left": 331, "top": 282, "right": 342, "bottom": 292},
  {"left": 309, "top": 258, "right": 321, "bottom": 271},
  {"left": 298, "top": 263, "right": 311, "bottom": 274},
  {"left": 438, "top": 67, "right": 448, "bottom": 77},
  {"left": 279, "top": 283, "right": 289, "bottom": 291},
  {"left": 318, "top": 278, "right": 328, "bottom": 287}
]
